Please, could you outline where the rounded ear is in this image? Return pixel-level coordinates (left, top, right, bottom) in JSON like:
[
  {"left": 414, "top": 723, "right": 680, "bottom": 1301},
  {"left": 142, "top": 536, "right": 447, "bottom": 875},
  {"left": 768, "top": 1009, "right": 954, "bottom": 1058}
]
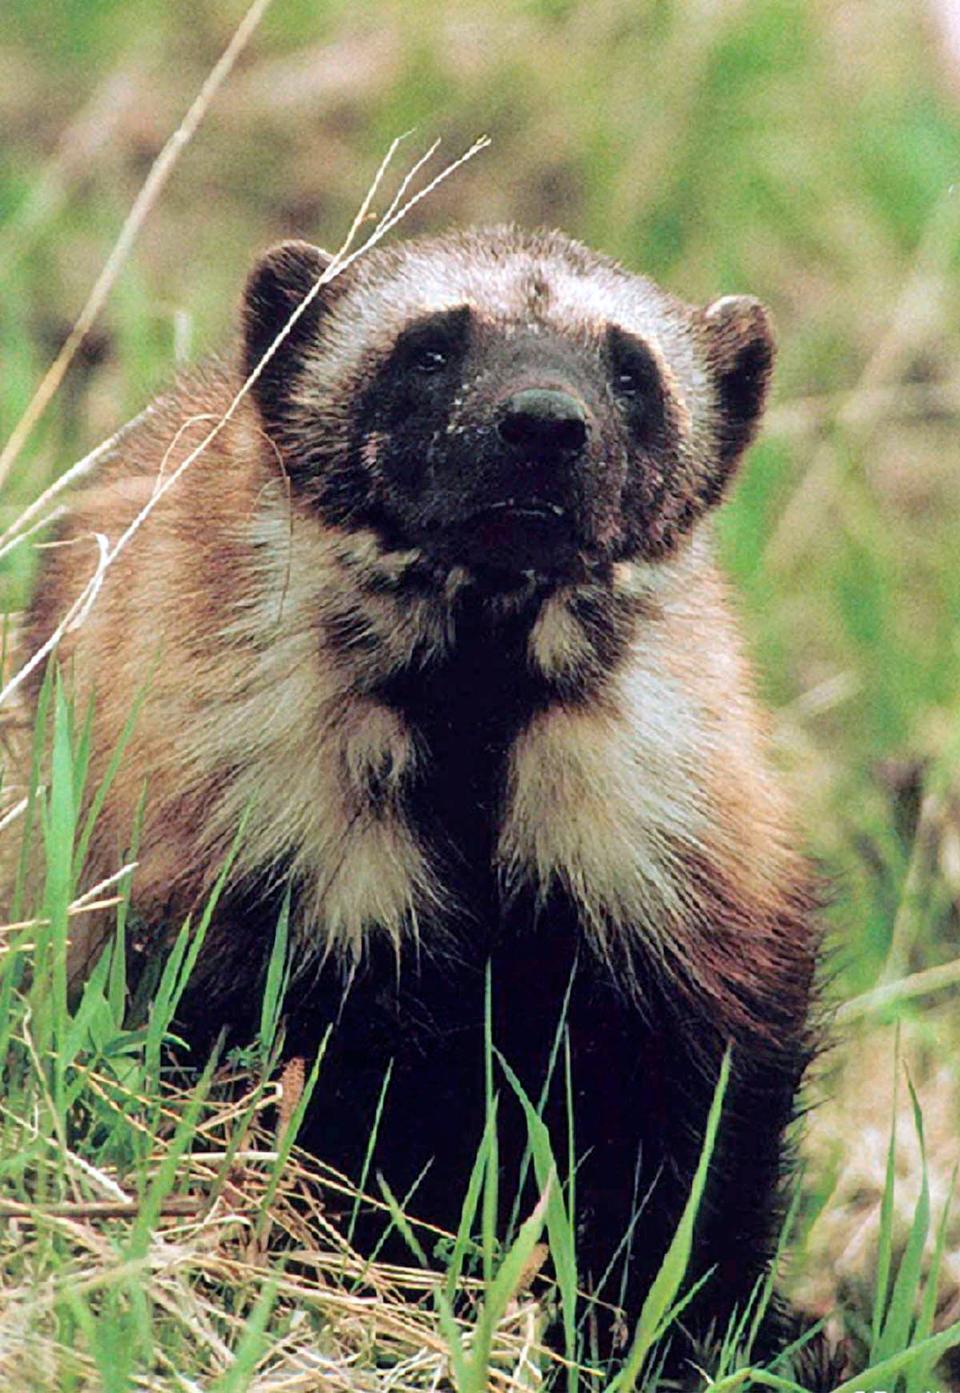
[
  {"left": 696, "top": 295, "right": 776, "bottom": 470},
  {"left": 242, "top": 240, "right": 333, "bottom": 422}
]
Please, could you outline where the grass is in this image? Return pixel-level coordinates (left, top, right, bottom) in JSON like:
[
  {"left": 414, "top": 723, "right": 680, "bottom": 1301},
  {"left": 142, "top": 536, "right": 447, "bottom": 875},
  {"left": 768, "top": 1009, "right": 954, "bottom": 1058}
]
[
  {"left": 3, "top": 0, "right": 960, "bottom": 1388},
  {"left": 2, "top": 727, "right": 958, "bottom": 1391},
  {"left": 0, "top": 674, "right": 730, "bottom": 1391}
]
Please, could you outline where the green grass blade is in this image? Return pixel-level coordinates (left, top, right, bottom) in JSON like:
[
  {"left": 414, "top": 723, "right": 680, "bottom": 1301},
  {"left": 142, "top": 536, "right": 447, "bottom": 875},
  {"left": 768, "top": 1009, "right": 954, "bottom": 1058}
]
[
  {"left": 585, "top": 1161, "right": 647, "bottom": 1332},
  {"left": 608, "top": 1046, "right": 732, "bottom": 1393},
  {"left": 209, "top": 1275, "right": 280, "bottom": 1393},
  {"left": 870, "top": 1035, "right": 900, "bottom": 1357},
  {"left": 362, "top": 1158, "right": 433, "bottom": 1274},
  {"left": 72, "top": 671, "right": 151, "bottom": 883},
  {"left": 506, "top": 955, "right": 576, "bottom": 1244},
  {"left": 876, "top": 1072, "right": 929, "bottom": 1363},
  {"left": 142, "top": 914, "right": 195, "bottom": 1088},
  {"left": 831, "top": 1317, "right": 960, "bottom": 1393},
  {"left": 106, "top": 782, "right": 147, "bottom": 1022},
  {"left": 126, "top": 1040, "right": 221, "bottom": 1259},
  {"left": 256, "top": 882, "right": 291, "bottom": 1065},
  {"left": 347, "top": 1057, "right": 393, "bottom": 1248},
  {"left": 463, "top": 1180, "right": 551, "bottom": 1393},
  {"left": 11, "top": 657, "right": 54, "bottom": 922},
  {"left": 445, "top": 1100, "right": 499, "bottom": 1302},
  {"left": 707, "top": 1370, "right": 808, "bottom": 1393},
  {"left": 563, "top": 1026, "right": 575, "bottom": 1253},
  {"left": 436, "top": 1289, "right": 471, "bottom": 1393},
  {"left": 496, "top": 1050, "right": 578, "bottom": 1382},
  {"left": 377, "top": 1171, "right": 430, "bottom": 1266},
  {"left": 0, "top": 922, "right": 33, "bottom": 1073},
  {"left": 906, "top": 1160, "right": 958, "bottom": 1393},
  {"left": 62, "top": 938, "right": 116, "bottom": 1066},
  {"left": 36, "top": 672, "right": 79, "bottom": 1108},
  {"left": 744, "top": 1180, "right": 804, "bottom": 1361},
  {"left": 70, "top": 693, "right": 94, "bottom": 818},
  {"left": 144, "top": 806, "right": 251, "bottom": 1083},
  {"left": 483, "top": 961, "right": 499, "bottom": 1287}
]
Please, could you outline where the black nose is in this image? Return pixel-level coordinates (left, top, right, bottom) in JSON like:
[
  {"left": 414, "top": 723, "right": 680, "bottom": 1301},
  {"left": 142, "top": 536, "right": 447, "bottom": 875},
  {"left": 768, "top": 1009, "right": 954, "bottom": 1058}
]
[{"left": 497, "top": 388, "right": 589, "bottom": 456}]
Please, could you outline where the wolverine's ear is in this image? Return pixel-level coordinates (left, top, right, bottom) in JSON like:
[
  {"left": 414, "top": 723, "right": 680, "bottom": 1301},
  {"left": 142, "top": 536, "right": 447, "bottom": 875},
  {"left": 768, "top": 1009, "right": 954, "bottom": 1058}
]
[
  {"left": 695, "top": 295, "right": 776, "bottom": 471},
  {"left": 242, "top": 240, "right": 334, "bottom": 421}
]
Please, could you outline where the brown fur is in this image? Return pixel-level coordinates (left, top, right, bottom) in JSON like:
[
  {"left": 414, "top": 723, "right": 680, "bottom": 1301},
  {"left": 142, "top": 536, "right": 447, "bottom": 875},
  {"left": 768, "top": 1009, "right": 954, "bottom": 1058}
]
[{"left": 24, "top": 369, "right": 812, "bottom": 1045}]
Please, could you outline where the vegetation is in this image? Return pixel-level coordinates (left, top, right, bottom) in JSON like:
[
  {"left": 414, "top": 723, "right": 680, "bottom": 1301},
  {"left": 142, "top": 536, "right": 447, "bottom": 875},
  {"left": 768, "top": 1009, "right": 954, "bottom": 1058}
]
[{"left": 2, "top": 0, "right": 960, "bottom": 1388}]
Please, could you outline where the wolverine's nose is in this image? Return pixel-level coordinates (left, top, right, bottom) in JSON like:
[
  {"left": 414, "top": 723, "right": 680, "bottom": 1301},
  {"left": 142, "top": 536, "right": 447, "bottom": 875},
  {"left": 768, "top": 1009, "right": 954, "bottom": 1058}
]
[{"left": 497, "top": 388, "right": 589, "bottom": 457}]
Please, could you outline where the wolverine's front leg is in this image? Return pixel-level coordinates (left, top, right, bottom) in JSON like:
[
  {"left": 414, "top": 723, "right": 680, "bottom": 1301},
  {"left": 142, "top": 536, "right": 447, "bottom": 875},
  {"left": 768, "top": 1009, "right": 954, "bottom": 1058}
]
[{"left": 535, "top": 942, "right": 814, "bottom": 1368}]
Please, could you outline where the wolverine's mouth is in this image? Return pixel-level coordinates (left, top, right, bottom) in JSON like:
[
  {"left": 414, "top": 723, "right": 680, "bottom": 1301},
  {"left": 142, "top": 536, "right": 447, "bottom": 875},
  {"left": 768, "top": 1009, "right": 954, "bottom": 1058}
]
[
  {"left": 456, "top": 498, "right": 579, "bottom": 573},
  {"left": 478, "top": 498, "right": 568, "bottom": 523}
]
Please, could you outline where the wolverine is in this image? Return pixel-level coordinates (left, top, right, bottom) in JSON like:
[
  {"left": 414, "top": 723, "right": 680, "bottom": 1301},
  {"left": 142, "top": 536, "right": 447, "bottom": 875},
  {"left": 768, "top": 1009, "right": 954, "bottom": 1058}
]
[{"left": 23, "top": 227, "right": 818, "bottom": 1369}]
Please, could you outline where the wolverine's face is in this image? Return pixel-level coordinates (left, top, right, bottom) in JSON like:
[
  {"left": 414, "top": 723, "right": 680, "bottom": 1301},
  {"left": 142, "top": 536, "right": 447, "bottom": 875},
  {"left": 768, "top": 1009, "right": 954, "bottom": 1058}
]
[
  {"left": 242, "top": 228, "right": 775, "bottom": 577},
  {"left": 346, "top": 304, "right": 693, "bottom": 579}
]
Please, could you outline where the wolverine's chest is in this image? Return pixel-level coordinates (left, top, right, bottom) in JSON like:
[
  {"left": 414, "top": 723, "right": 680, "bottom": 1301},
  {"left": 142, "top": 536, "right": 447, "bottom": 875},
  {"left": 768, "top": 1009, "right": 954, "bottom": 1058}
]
[
  {"left": 201, "top": 558, "right": 714, "bottom": 981},
  {"left": 374, "top": 596, "right": 552, "bottom": 886}
]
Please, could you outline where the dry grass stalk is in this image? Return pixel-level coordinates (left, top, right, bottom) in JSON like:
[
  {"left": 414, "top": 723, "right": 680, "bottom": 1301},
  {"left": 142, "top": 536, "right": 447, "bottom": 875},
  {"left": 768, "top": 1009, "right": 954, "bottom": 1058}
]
[
  {"left": 766, "top": 185, "right": 960, "bottom": 571},
  {"left": 0, "top": 1076, "right": 554, "bottom": 1393},
  {"left": 0, "top": 0, "right": 278, "bottom": 492},
  {"left": 0, "top": 133, "right": 489, "bottom": 714}
]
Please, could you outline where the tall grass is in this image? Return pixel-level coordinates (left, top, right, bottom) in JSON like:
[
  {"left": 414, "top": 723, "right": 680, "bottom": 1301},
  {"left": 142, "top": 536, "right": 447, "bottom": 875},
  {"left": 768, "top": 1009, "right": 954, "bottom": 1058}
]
[{"left": 1, "top": 671, "right": 957, "bottom": 1385}]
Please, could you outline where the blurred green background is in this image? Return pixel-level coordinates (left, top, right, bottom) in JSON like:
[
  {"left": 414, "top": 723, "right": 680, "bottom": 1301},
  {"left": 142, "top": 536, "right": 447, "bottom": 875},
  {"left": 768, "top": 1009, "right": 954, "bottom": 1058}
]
[{"left": 2, "top": 0, "right": 960, "bottom": 1314}]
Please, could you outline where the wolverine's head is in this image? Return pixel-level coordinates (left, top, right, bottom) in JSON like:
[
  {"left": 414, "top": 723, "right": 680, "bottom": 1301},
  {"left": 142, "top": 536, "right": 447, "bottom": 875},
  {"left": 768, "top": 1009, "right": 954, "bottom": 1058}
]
[{"left": 242, "top": 226, "right": 774, "bottom": 581}]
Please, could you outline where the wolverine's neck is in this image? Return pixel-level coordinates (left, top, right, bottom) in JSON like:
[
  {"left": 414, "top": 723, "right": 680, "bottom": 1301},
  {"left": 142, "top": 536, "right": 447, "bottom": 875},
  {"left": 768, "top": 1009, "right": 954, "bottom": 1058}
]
[
  {"left": 376, "top": 584, "right": 550, "bottom": 726},
  {"left": 314, "top": 519, "right": 655, "bottom": 700},
  {"left": 366, "top": 584, "right": 560, "bottom": 881}
]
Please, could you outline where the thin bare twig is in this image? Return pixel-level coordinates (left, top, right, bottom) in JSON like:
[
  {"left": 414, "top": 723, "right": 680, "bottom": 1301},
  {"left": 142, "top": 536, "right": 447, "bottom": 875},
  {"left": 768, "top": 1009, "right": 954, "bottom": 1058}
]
[
  {"left": 0, "top": 0, "right": 277, "bottom": 490},
  {"left": 0, "top": 1197, "right": 206, "bottom": 1220},
  {"left": 0, "top": 405, "right": 154, "bottom": 555},
  {"left": 836, "top": 954, "right": 960, "bottom": 1023},
  {"left": 0, "top": 135, "right": 490, "bottom": 711}
]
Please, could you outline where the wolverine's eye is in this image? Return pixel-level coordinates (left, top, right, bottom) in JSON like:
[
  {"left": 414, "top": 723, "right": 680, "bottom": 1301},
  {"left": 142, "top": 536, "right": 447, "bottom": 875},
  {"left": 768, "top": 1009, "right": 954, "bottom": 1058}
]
[
  {"left": 606, "top": 327, "right": 666, "bottom": 430},
  {"left": 409, "top": 344, "right": 450, "bottom": 375},
  {"left": 611, "top": 346, "right": 660, "bottom": 402},
  {"left": 605, "top": 326, "right": 670, "bottom": 443},
  {"left": 393, "top": 305, "right": 471, "bottom": 380},
  {"left": 615, "top": 368, "right": 646, "bottom": 398}
]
